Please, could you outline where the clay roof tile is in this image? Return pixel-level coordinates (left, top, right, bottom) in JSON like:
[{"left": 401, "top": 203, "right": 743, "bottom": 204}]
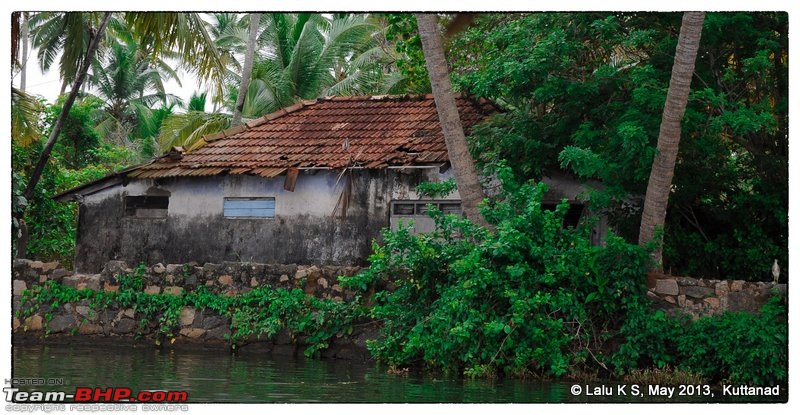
[{"left": 123, "top": 94, "right": 496, "bottom": 179}]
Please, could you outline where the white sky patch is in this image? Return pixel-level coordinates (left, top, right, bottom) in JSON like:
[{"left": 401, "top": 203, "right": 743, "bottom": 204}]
[{"left": 12, "top": 22, "right": 214, "bottom": 112}]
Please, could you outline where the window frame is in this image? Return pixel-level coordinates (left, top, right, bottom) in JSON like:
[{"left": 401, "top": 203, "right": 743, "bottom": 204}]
[
  {"left": 390, "top": 200, "right": 463, "bottom": 217},
  {"left": 123, "top": 195, "right": 169, "bottom": 219}
]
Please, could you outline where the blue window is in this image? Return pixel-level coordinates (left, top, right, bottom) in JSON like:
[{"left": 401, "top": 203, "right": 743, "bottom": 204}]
[{"left": 223, "top": 197, "right": 276, "bottom": 218}]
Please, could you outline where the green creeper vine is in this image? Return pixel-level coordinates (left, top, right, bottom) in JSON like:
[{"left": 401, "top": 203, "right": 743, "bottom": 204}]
[{"left": 17, "top": 266, "right": 365, "bottom": 358}]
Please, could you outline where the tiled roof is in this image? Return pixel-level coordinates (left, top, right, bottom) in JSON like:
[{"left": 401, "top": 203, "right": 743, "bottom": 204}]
[{"left": 127, "top": 94, "right": 497, "bottom": 179}]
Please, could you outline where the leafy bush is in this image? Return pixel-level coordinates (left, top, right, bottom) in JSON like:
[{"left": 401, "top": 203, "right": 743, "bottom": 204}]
[
  {"left": 416, "top": 178, "right": 457, "bottom": 198},
  {"left": 344, "top": 165, "right": 787, "bottom": 382},
  {"left": 677, "top": 296, "right": 788, "bottom": 384},
  {"left": 613, "top": 295, "right": 788, "bottom": 384},
  {"left": 342, "top": 165, "right": 652, "bottom": 378}
]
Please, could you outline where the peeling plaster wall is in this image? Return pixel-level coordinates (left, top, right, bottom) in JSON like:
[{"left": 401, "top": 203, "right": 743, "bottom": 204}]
[{"left": 75, "top": 169, "right": 453, "bottom": 273}]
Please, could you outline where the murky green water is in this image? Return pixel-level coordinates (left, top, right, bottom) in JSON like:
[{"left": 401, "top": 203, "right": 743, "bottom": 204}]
[{"left": 12, "top": 344, "right": 785, "bottom": 403}]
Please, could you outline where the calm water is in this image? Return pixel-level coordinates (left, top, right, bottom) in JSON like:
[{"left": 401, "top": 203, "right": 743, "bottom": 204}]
[{"left": 12, "top": 343, "right": 785, "bottom": 403}]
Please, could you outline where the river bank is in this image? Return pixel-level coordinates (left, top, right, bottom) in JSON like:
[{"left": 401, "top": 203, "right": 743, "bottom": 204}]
[{"left": 12, "top": 257, "right": 787, "bottom": 389}]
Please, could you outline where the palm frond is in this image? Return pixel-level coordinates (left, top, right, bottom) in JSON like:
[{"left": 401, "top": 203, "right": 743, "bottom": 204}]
[
  {"left": 124, "top": 12, "right": 227, "bottom": 103},
  {"left": 58, "top": 13, "right": 92, "bottom": 86},
  {"left": 129, "top": 101, "right": 157, "bottom": 138},
  {"left": 187, "top": 91, "right": 208, "bottom": 112},
  {"left": 288, "top": 17, "right": 325, "bottom": 98},
  {"left": 380, "top": 71, "right": 410, "bottom": 94},
  {"left": 242, "top": 78, "right": 279, "bottom": 117},
  {"left": 11, "top": 87, "right": 42, "bottom": 147},
  {"left": 156, "top": 111, "right": 230, "bottom": 152}
]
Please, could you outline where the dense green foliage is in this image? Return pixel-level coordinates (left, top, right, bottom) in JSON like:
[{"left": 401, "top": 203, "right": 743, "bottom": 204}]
[
  {"left": 18, "top": 265, "right": 362, "bottom": 357},
  {"left": 615, "top": 296, "right": 787, "bottom": 384},
  {"left": 449, "top": 12, "right": 787, "bottom": 280},
  {"left": 12, "top": 97, "right": 140, "bottom": 266},
  {"left": 342, "top": 169, "right": 787, "bottom": 383},
  {"left": 343, "top": 166, "right": 653, "bottom": 378},
  {"left": 383, "top": 14, "right": 430, "bottom": 93}
]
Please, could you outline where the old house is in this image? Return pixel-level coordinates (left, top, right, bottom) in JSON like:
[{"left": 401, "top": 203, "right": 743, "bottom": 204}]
[
  {"left": 56, "top": 94, "right": 605, "bottom": 273},
  {"left": 55, "top": 95, "right": 489, "bottom": 272}
]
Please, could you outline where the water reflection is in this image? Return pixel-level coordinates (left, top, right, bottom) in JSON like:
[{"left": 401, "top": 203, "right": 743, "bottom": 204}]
[
  {"left": 12, "top": 343, "right": 784, "bottom": 403},
  {"left": 13, "top": 343, "right": 569, "bottom": 403}
]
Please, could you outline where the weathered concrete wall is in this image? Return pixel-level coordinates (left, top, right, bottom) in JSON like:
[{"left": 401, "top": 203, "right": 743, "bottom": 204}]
[
  {"left": 12, "top": 259, "right": 373, "bottom": 359},
  {"left": 74, "top": 168, "right": 452, "bottom": 273},
  {"left": 647, "top": 274, "right": 787, "bottom": 318}
]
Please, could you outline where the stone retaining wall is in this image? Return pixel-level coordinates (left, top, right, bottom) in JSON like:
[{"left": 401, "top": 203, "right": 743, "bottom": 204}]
[
  {"left": 13, "top": 259, "right": 360, "bottom": 301},
  {"left": 11, "top": 259, "right": 371, "bottom": 359},
  {"left": 647, "top": 274, "right": 787, "bottom": 318},
  {"left": 13, "top": 259, "right": 787, "bottom": 353}
]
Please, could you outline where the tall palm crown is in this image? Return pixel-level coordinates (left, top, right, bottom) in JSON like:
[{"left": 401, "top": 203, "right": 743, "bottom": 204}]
[
  {"left": 88, "top": 37, "right": 181, "bottom": 139},
  {"left": 28, "top": 12, "right": 112, "bottom": 91},
  {"left": 205, "top": 13, "right": 250, "bottom": 76},
  {"left": 241, "top": 13, "right": 391, "bottom": 116}
]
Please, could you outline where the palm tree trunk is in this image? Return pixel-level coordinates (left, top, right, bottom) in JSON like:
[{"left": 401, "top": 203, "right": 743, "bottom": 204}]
[
  {"left": 22, "top": 12, "right": 112, "bottom": 203},
  {"left": 415, "top": 13, "right": 488, "bottom": 227},
  {"left": 638, "top": 12, "right": 705, "bottom": 268},
  {"left": 232, "top": 13, "right": 260, "bottom": 126},
  {"left": 20, "top": 12, "right": 28, "bottom": 92}
]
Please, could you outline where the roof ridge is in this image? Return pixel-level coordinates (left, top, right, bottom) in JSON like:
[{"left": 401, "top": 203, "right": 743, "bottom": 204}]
[
  {"left": 320, "top": 92, "right": 479, "bottom": 103},
  {"left": 320, "top": 93, "right": 436, "bottom": 102}
]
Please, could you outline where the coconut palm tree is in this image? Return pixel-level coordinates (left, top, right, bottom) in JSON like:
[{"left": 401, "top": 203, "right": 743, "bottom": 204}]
[
  {"left": 23, "top": 12, "right": 112, "bottom": 201},
  {"left": 242, "top": 13, "right": 389, "bottom": 115},
  {"left": 638, "top": 12, "right": 706, "bottom": 267},
  {"left": 28, "top": 12, "right": 108, "bottom": 95},
  {"left": 415, "top": 13, "right": 488, "bottom": 227},
  {"left": 15, "top": 12, "right": 30, "bottom": 91},
  {"left": 160, "top": 13, "right": 395, "bottom": 152},
  {"left": 204, "top": 12, "right": 249, "bottom": 75},
  {"left": 19, "top": 11, "right": 228, "bottom": 231},
  {"left": 123, "top": 12, "right": 227, "bottom": 102},
  {"left": 232, "top": 13, "right": 261, "bottom": 126},
  {"left": 87, "top": 38, "right": 182, "bottom": 142}
]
